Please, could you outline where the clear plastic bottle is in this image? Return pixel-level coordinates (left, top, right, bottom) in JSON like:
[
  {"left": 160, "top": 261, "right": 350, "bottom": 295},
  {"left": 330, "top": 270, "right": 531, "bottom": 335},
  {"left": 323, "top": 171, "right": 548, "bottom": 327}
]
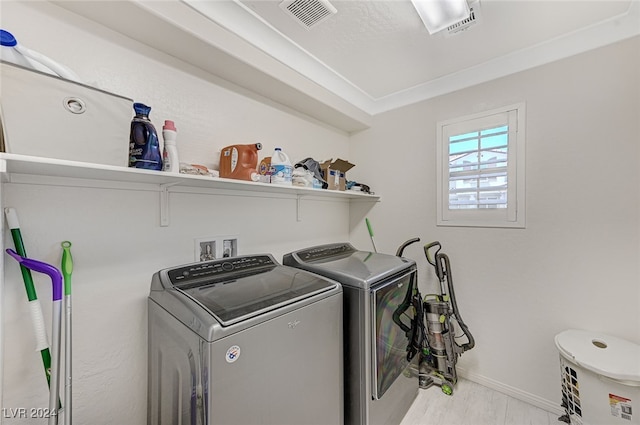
[
  {"left": 162, "top": 120, "right": 179, "bottom": 173},
  {"left": 270, "top": 147, "right": 293, "bottom": 185},
  {"left": 129, "top": 103, "right": 163, "bottom": 170}
]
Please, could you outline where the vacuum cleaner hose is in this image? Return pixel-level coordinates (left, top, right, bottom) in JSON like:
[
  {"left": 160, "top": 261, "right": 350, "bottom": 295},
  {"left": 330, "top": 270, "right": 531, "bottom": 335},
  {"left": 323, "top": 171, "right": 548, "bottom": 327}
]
[{"left": 440, "top": 253, "right": 475, "bottom": 351}]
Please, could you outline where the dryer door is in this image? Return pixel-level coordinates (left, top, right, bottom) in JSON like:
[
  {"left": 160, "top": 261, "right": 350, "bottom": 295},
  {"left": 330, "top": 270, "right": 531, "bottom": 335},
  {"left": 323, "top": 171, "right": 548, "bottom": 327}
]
[{"left": 370, "top": 269, "right": 417, "bottom": 399}]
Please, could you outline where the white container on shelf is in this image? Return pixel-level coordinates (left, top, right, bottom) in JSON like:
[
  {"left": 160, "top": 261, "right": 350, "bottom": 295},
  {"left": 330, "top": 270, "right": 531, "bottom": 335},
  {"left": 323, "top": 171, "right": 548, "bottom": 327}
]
[
  {"left": 270, "top": 147, "right": 292, "bottom": 185},
  {"left": 0, "top": 61, "right": 132, "bottom": 167},
  {"left": 555, "top": 329, "right": 640, "bottom": 425},
  {"left": 162, "top": 120, "right": 179, "bottom": 173}
]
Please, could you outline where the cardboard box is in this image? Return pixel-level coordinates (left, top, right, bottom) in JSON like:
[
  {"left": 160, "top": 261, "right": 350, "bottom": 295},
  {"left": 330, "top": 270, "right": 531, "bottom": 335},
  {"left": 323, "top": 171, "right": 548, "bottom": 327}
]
[
  {"left": 320, "top": 159, "right": 355, "bottom": 191},
  {"left": 0, "top": 61, "right": 133, "bottom": 167}
]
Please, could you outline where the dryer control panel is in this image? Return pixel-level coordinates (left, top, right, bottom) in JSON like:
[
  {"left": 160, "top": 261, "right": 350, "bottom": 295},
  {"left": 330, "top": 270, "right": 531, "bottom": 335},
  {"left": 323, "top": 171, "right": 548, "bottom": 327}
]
[{"left": 293, "top": 242, "right": 356, "bottom": 262}]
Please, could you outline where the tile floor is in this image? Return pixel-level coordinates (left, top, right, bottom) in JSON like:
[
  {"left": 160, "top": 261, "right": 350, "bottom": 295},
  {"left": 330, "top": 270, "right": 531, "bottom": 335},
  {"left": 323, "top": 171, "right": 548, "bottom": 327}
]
[{"left": 400, "top": 378, "right": 562, "bottom": 425}]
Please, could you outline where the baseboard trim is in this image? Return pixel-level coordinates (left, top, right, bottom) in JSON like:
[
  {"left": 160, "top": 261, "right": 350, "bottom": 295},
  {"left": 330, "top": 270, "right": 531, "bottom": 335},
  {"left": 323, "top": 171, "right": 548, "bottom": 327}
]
[{"left": 457, "top": 367, "right": 565, "bottom": 416}]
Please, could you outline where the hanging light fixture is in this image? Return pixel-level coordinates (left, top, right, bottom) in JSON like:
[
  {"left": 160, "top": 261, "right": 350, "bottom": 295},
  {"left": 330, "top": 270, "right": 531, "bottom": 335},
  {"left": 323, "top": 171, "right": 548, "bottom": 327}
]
[{"left": 411, "top": 0, "right": 471, "bottom": 34}]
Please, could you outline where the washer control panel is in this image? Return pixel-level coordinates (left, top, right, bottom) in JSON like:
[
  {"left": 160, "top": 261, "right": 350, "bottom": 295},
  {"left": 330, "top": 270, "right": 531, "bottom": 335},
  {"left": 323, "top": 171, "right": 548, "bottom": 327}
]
[{"left": 168, "top": 255, "right": 276, "bottom": 286}]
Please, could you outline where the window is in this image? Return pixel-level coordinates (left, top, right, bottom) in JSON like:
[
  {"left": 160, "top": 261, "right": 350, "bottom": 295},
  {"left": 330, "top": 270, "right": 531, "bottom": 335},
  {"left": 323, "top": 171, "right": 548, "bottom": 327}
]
[{"left": 436, "top": 103, "right": 525, "bottom": 228}]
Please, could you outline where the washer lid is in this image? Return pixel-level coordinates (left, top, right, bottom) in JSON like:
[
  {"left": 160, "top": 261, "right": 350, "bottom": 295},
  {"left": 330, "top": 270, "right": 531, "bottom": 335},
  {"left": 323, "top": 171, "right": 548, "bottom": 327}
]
[
  {"left": 166, "top": 255, "right": 338, "bottom": 326},
  {"left": 554, "top": 329, "right": 640, "bottom": 384}
]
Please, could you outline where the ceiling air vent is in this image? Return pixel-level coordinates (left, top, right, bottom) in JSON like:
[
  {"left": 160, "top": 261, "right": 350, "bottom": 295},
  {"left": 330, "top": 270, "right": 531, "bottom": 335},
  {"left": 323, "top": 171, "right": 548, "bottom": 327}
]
[
  {"left": 445, "top": 0, "right": 482, "bottom": 37},
  {"left": 279, "top": 0, "right": 337, "bottom": 30}
]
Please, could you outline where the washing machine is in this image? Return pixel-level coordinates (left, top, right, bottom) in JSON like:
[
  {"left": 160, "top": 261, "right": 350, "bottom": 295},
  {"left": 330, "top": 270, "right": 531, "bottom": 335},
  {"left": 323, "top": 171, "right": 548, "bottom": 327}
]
[
  {"left": 147, "top": 254, "right": 343, "bottom": 425},
  {"left": 283, "top": 243, "right": 419, "bottom": 425}
]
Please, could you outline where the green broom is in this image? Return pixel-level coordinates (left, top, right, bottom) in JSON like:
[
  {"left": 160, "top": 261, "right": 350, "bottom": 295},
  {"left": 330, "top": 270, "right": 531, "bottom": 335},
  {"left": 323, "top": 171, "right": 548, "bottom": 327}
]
[{"left": 4, "top": 208, "right": 58, "bottom": 401}]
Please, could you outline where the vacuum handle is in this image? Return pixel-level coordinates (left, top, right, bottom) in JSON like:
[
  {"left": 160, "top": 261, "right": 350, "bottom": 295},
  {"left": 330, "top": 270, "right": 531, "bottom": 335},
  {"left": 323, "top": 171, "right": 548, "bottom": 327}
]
[
  {"left": 396, "top": 237, "right": 420, "bottom": 257},
  {"left": 424, "top": 241, "right": 441, "bottom": 267}
]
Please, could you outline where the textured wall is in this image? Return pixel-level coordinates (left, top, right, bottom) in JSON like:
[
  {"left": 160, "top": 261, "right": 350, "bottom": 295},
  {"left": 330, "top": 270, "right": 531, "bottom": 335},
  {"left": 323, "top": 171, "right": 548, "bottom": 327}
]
[
  {"left": 349, "top": 36, "right": 640, "bottom": 411},
  {"left": 3, "top": 0, "right": 639, "bottom": 423},
  {"left": 0, "top": 2, "right": 354, "bottom": 424}
]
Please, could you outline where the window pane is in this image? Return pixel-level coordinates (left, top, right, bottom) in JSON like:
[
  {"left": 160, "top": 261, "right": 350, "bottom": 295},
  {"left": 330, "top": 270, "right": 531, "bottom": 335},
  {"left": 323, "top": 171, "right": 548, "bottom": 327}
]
[
  {"left": 437, "top": 105, "right": 524, "bottom": 228},
  {"left": 479, "top": 189, "right": 507, "bottom": 207},
  {"left": 449, "top": 192, "right": 507, "bottom": 209},
  {"left": 478, "top": 152, "right": 506, "bottom": 169},
  {"left": 448, "top": 124, "right": 509, "bottom": 210},
  {"left": 480, "top": 125, "right": 508, "bottom": 136},
  {"left": 449, "top": 137, "right": 478, "bottom": 154},
  {"left": 450, "top": 153, "right": 479, "bottom": 172},
  {"left": 450, "top": 131, "right": 478, "bottom": 142},
  {"left": 449, "top": 190, "right": 477, "bottom": 209},
  {"left": 480, "top": 134, "right": 507, "bottom": 150}
]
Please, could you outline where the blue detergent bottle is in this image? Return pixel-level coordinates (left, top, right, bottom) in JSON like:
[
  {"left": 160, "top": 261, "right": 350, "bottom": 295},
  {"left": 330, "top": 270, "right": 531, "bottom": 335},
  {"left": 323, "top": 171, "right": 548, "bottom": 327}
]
[{"left": 129, "top": 103, "right": 163, "bottom": 170}]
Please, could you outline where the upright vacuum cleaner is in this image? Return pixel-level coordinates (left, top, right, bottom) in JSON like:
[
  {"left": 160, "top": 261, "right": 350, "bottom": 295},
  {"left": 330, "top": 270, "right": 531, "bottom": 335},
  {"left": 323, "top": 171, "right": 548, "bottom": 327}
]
[
  {"left": 420, "top": 241, "right": 475, "bottom": 395},
  {"left": 394, "top": 238, "right": 427, "bottom": 363}
]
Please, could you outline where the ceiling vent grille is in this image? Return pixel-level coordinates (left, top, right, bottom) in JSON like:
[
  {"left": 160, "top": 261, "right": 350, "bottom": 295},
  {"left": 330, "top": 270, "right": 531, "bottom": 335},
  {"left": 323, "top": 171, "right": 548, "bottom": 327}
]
[
  {"left": 279, "top": 0, "right": 337, "bottom": 30},
  {"left": 445, "top": 0, "right": 482, "bottom": 37}
]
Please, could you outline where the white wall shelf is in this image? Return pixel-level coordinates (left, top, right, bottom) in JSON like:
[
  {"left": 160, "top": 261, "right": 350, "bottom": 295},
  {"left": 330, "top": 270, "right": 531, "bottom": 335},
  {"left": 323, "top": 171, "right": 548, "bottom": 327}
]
[{"left": 0, "top": 153, "right": 379, "bottom": 225}]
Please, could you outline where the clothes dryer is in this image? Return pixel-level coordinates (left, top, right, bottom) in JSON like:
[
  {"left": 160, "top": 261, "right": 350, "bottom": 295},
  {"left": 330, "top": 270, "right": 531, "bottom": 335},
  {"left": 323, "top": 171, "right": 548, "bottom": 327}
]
[{"left": 284, "top": 243, "right": 419, "bottom": 425}]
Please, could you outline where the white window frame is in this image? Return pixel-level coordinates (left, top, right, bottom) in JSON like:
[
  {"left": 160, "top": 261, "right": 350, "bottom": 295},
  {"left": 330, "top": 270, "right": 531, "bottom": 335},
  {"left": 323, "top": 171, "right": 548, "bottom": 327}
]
[{"left": 436, "top": 103, "right": 526, "bottom": 228}]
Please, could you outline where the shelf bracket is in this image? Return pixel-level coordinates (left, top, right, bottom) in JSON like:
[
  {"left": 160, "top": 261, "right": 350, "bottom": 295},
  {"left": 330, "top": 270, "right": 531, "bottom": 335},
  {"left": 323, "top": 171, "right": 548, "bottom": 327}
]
[
  {"left": 296, "top": 195, "right": 303, "bottom": 222},
  {"left": 159, "top": 182, "right": 180, "bottom": 227}
]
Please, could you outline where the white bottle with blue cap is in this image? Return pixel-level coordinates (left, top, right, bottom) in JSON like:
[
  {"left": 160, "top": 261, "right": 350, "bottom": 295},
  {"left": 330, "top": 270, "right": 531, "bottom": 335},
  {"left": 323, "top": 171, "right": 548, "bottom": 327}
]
[
  {"left": 0, "top": 29, "right": 82, "bottom": 83},
  {"left": 270, "top": 147, "right": 293, "bottom": 185}
]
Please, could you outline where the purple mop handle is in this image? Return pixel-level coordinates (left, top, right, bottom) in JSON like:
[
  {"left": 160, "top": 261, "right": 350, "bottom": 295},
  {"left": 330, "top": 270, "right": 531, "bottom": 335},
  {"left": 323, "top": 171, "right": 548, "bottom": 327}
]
[
  {"left": 6, "top": 249, "right": 63, "bottom": 301},
  {"left": 6, "top": 248, "right": 63, "bottom": 425}
]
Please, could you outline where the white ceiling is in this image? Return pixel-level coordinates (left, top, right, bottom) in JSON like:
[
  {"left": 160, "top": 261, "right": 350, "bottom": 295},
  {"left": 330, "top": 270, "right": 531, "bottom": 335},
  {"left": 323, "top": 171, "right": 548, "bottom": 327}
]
[
  {"left": 184, "top": 0, "right": 639, "bottom": 112},
  {"left": 239, "top": 0, "right": 631, "bottom": 97},
  {"left": 54, "top": 0, "right": 640, "bottom": 132}
]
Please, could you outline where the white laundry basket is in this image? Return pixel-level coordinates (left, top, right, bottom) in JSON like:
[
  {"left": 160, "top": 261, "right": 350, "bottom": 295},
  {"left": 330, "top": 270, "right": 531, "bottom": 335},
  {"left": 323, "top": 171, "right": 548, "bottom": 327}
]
[{"left": 555, "top": 329, "right": 640, "bottom": 425}]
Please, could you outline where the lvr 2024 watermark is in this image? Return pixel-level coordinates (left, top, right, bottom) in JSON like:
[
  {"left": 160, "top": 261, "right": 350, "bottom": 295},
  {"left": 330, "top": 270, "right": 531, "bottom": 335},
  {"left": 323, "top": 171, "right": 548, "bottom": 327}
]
[{"left": 2, "top": 407, "right": 58, "bottom": 418}]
